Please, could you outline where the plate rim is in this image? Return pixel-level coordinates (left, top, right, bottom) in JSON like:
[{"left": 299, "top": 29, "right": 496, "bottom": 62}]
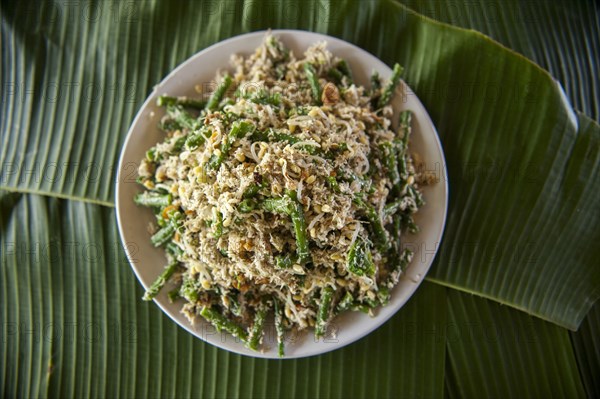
[{"left": 115, "top": 29, "right": 449, "bottom": 359}]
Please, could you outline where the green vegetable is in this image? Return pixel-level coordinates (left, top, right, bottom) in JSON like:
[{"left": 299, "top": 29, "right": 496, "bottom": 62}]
[
  {"left": 159, "top": 118, "right": 183, "bottom": 132},
  {"left": 157, "top": 95, "right": 206, "bottom": 109},
  {"left": 328, "top": 60, "right": 353, "bottom": 86},
  {"left": 146, "top": 147, "right": 157, "bottom": 161},
  {"left": 353, "top": 197, "right": 389, "bottom": 251},
  {"left": 336, "top": 59, "right": 352, "bottom": 83},
  {"left": 270, "top": 131, "right": 300, "bottom": 145},
  {"left": 275, "top": 253, "right": 297, "bottom": 269},
  {"left": 185, "top": 129, "right": 210, "bottom": 149},
  {"left": 401, "top": 214, "right": 419, "bottom": 234},
  {"left": 380, "top": 142, "right": 401, "bottom": 194},
  {"left": 206, "top": 73, "right": 233, "bottom": 111},
  {"left": 263, "top": 191, "right": 311, "bottom": 264},
  {"left": 166, "top": 242, "right": 183, "bottom": 258},
  {"left": 327, "top": 67, "right": 344, "bottom": 85},
  {"left": 249, "top": 129, "right": 324, "bottom": 156},
  {"left": 238, "top": 198, "right": 257, "bottom": 213},
  {"left": 199, "top": 306, "right": 249, "bottom": 342},
  {"left": 134, "top": 192, "right": 172, "bottom": 208},
  {"left": 326, "top": 176, "right": 341, "bottom": 193},
  {"left": 166, "top": 104, "right": 203, "bottom": 132},
  {"left": 246, "top": 90, "right": 281, "bottom": 106},
  {"left": 388, "top": 248, "right": 413, "bottom": 283},
  {"left": 377, "top": 286, "right": 391, "bottom": 306},
  {"left": 150, "top": 224, "right": 175, "bottom": 247},
  {"left": 273, "top": 298, "right": 285, "bottom": 358},
  {"left": 398, "top": 110, "right": 412, "bottom": 148},
  {"left": 179, "top": 275, "right": 199, "bottom": 302},
  {"left": 347, "top": 239, "right": 375, "bottom": 276},
  {"left": 151, "top": 209, "right": 183, "bottom": 248},
  {"left": 242, "top": 183, "right": 263, "bottom": 199},
  {"left": 171, "top": 136, "right": 187, "bottom": 153},
  {"left": 370, "top": 71, "right": 381, "bottom": 92},
  {"left": 303, "top": 63, "right": 322, "bottom": 105},
  {"left": 208, "top": 121, "right": 254, "bottom": 171},
  {"left": 315, "top": 287, "right": 334, "bottom": 338},
  {"left": 142, "top": 261, "right": 178, "bottom": 301},
  {"left": 408, "top": 185, "right": 424, "bottom": 207},
  {"left": 377, "top": 63, "right": 403, "bottom": 108},
  {"left": 247, "top": 306, "right": 267, "bottom": 350},
  {"left": 336, "top": 291, "right": 354, "bottom": 313},
  {"left": 167, "top": 289, "right": 179, "bottom": 302},
  {"left": 227, "top": 294, "right": 242, "bottom": 317},
  {"left": 213, "top": 211, "right": 224, "bottom": 239}
]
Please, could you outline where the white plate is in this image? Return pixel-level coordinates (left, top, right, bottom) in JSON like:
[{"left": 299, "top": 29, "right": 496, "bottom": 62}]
[{"left": 116, "top": 30, "right": 448, "bottom": 359}]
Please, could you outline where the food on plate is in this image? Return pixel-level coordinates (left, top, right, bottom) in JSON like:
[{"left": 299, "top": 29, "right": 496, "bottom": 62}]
[{"left": 134, "top": 33, "right": 431, "bottom": 356}]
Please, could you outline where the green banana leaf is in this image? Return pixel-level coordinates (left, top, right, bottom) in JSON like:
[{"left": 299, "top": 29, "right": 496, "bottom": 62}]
[
  {"left": 2, "top": 190, "right": 597, "bottom": 397},
  {"left": 445, "top": 290, "right": 586, "bottom": 398},
  {"left": 571, "top": 302, "right": 600, "bottom": 398},
  {"left": 400, "top": 0, "right": 599, "bottom": 120},
  {"left": 1, "top": 0, "right": 599, "bottom": 397},
  {"left": 0, "top": 191, "right": 448, "bottom": 397},
  {"left": 1, "top": 0, "right": 598, "bottom": 329}
]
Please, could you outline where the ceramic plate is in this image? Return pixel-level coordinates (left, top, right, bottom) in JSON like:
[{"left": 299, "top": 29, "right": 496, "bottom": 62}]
[{"left": 116, "top": 29, "right": 448, "bottom": 358}]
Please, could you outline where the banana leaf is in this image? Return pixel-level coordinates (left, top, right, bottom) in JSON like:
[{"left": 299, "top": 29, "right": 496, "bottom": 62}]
[
  {"left": 1, "top": 0, "right": 598, "bottom": 329},
  {"left": 2, "top": 192, "right": 596, "bottom": 397},
  {"left": 0, "top": 191, "right": 448, "bottom": 397},
  {"left": 400, "top": 0, "right": 599, "bottom": 121},
  {"left": 445, "top": 290, "right": 586, "bottom": 398},
  {"left": 1, "top": 0, "right": 599, "bottom": 397},
  {"left": 571, "top": 301, "right": 600, "bottom": 398}
]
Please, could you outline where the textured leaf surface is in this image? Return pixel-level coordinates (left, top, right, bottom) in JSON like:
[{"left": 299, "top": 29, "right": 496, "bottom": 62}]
[
  {"left": 400, "top": 0, "right": 599, "bottom": 121},
  {"left": 1, "top": 0, "right": 599, "bottom": 396},
  {"left": 3, "top": 191, "right": 598, "bottom": 398},
  {"left": 445, "top": 290, "right": 586, "bottom": 398},
  {"left": 0, "top": 192, "right": 447, "bottom": 398},
  {"left": 571, "top": 302, "right": 600, "bottom": 398},
  {"left": 1, "top": 0, "right": 598, "bottom": 330}
]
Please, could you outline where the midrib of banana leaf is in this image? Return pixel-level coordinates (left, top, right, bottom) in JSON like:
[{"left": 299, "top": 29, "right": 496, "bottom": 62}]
[{"left": 0, "top": 191, "right": 447, "bottom": 398}]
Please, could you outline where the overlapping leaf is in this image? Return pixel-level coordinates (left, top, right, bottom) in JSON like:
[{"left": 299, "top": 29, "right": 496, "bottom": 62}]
[
  {"left": 1, "top": 0, "right": 598, "bottom": 329},
  {"left": 3, "top": 190, "right": 597, "bottom": 397},
  {"left": 2, "top": 1, "right": 598, "bottom": 328},
  {"left": 1, "top": 0, "right": 599, "bottom": 397},
  {"left": 571, "top": 302, "right": 600, "bottom": 398},
  {"left": 445, "top": 290, "right": 586, "bottom": 398},
  {"left": 0, "top": 191, "right": 448, "bottom": 398},
  {"left": 400, "top": 0, "right": 599, "bottom": 120}
]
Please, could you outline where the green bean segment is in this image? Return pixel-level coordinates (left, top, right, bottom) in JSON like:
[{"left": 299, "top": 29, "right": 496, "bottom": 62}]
[{"left": 133, "top": 34, "right": 429, "bottom": 355}]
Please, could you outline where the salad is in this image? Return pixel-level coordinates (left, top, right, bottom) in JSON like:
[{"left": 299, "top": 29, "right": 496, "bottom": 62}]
[{"left": 134, "top": 33, "right": 431, "bottom": 356}]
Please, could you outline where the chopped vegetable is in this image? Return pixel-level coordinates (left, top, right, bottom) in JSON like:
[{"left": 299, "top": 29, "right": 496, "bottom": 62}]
[
  {"left": 304, "top": 63, "right": 322, "bottom": 105},
  {"left": 274, "top": 298, "right": 285, "bottom": 357},
  {"left": 157, "top": 95, "right": 206, "bottom": 109},
  {"left": 133, "top": 34, "right": 430, "bottom": 355},
  {"left": 150, "top": 224, "right": 175, "bottom": 247},
  {"left": 347, "top": 239, "right": 375, "bottom": 276},
  {"left": 263, "top": 191, "right": 311, "bottom": 264},
  {"left": 134, "top": 192, "right": 172, "bottom": 208},
  {"left": 378, "top": 63, "right": 403, "bottom": 108},
  {"left": 315, "top": 287, "right": 334, "bottom": 338},
  {"left": 206, "top": 73, "right": 233, "bottom": 111},
  {"left": 199, "top": 306, "right": 249, "bottom": 342},
  {"left": 142, "top": 261, "right": 178, "bottom": 301},
  {"left": 247, "top": 306, "right": 267, "bottom": 350}
]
